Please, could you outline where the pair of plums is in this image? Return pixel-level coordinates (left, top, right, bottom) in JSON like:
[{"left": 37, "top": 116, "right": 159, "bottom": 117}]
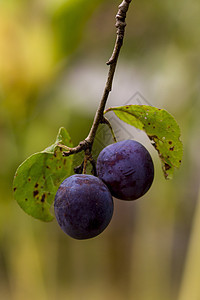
[{"left": 54, "top": 140, "right": 154, "bottom": 240}]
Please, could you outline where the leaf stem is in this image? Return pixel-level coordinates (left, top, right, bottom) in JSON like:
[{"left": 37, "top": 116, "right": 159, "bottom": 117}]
[
  {"left": 61, "top": 0, "right": 132, "bottom": 169},
  {"left": 101, "top": 116, "right": 117, "bottom": 143}
]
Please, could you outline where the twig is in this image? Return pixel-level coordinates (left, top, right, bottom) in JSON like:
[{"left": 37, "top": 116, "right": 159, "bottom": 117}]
[
  {"left": 60, "top": 0, "right": 132, "bottom": 170},
  {"left": 107, "top": 0, "right": 132, "bottom": 65},
  {"left": 85, "top": 0, "right": 132, "bottom": 146}
]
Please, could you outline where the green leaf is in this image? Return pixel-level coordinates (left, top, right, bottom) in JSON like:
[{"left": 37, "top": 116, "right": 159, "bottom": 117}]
[
  {"left": 105, "top": 105, "right": 183, "bottom": 179},
  {"left": 13, "top": 127, "right": 73, "bottom": 222}
]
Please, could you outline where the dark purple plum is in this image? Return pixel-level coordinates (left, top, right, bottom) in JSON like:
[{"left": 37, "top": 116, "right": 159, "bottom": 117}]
[
  {"left": 54, "top": 174, "right": 113, "bottom": 239},
  {"left": 96, "top": 140, "right": 154, "bottom": 200}
]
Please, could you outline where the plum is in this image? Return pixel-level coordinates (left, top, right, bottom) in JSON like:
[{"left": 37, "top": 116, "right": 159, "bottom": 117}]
[
  {"left": 96, "top": 140, "right": 154, "bottom": 200},
  {"left": 54, "top": 174, "right": 113, "bottom": 239}
]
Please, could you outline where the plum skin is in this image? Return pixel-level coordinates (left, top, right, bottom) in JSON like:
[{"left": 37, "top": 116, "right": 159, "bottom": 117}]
[
  {"left": 54, "top": 174, "right": 113, "bottom": 240},
  {"left": 96, "top": 140, "right": 154, "bottom": 200}
]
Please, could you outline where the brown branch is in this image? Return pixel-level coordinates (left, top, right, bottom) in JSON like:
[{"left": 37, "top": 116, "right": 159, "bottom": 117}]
[
  {"left": 85, "top": 0, "right": 132, "bottom": 146},
  {"left": 61, "top": 0, "right": 132, "bottom": 168},
  {"left": 107, "top": 0, "right": 132, "bottom": 65},
  {"left": 60, "top": 141, "right": 89, "bottom": 157}
]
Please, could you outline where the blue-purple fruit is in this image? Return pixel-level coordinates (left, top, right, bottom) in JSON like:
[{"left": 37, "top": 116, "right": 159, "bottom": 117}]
[
  {"left": 54, "top": 174, "right": 113, "bottom": 239},
  {"left": 96, "top": 140, "right": 154, "bottom": 200}
]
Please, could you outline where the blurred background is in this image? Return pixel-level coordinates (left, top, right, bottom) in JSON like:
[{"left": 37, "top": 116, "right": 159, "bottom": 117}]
[{"left": 0, "top": 0, "right": 200, "bottom": 299}]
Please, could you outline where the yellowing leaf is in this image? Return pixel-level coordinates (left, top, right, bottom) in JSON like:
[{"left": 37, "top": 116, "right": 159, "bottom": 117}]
[{"left": 105, "top": 105, "right": 183, "bottom": 179}]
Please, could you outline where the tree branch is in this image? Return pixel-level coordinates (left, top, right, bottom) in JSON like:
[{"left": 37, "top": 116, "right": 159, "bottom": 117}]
[
  {"left": 61, "top": 0, "right": 132, "bottom": 166},
  {"left": 85, "top": 0, "right": 132, "bottom": 145}
]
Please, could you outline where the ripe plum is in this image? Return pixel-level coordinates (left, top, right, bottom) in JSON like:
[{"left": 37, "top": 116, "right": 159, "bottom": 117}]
[
  {"left": 96, "top": 140, "right": 154, "bottom": 200},
  {"left": 54, "top": 174, "right": 113, "bottom": 239}
]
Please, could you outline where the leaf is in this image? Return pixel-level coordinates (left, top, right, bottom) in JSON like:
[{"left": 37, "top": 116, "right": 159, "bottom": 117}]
[
  {"left": 105, "top": 105, "right": 183, "bottom": 179},
  {"left": 13, "top": 127, "right": 73, "bottom": 222}
]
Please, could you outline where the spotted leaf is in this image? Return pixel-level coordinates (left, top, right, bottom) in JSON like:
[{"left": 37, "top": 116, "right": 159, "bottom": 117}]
[
  {"left": 105, "top": 105, "right": 183, "bottom": 179},
  {"left": 13, "top": 127, "right": 73, "bottom": 221}
]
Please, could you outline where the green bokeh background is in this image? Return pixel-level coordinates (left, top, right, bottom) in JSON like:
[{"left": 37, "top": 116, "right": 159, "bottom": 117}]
[{"left": 0, "top": 0, "right": 199, "bottom": 299}]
